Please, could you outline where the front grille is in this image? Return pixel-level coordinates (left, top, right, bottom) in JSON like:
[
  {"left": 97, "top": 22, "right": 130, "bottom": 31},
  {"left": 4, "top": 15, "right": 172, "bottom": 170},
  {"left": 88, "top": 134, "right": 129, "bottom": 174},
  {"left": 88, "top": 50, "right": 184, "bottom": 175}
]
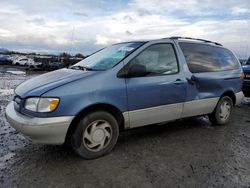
[
  {"left": 13, "top": 95, "right": 23, "bottom": 112},
  {"left": 245, "top": 72, "right": 250, "bottom": 80}
]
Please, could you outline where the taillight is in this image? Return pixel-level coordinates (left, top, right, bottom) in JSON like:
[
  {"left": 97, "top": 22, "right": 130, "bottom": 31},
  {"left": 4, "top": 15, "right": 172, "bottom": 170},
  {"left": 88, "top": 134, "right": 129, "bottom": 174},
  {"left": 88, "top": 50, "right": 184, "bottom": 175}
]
[{"left": 240, "top": 71, "right": 245, "bottom": 81}]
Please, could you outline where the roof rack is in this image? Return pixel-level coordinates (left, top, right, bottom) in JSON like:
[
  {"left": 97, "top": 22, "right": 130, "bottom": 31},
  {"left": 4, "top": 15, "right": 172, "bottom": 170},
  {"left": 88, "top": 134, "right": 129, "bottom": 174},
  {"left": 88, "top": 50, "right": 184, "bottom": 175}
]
[{"left": 169, "top": 36, "right": 223, "bottom": 46}]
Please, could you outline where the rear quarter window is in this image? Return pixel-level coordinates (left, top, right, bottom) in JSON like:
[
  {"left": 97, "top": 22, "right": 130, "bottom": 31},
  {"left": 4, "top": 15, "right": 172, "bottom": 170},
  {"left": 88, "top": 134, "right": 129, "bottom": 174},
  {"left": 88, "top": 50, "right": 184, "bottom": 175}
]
[{"left": 179, "top": 42, "right": 239, "bottom": 73}]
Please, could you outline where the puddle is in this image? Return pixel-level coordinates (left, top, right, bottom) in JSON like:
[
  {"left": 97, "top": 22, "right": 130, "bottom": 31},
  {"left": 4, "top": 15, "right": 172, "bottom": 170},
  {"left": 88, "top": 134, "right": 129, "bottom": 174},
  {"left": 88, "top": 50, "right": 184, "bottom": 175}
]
[{"left": 242, "top": 97, "right": 250, "bottom": 105}]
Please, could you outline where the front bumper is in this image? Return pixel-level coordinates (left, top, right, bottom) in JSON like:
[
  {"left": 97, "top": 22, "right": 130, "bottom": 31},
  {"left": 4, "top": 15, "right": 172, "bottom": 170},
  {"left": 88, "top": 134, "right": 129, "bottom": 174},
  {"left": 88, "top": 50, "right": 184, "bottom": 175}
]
[{"left": 5, "top": 101, "right": 74, "bottom": 144}]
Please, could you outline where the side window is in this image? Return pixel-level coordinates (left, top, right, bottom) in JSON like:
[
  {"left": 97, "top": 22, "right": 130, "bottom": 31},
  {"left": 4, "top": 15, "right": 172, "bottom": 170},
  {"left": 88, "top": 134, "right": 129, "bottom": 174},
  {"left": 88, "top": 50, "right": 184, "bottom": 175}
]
[
  {"left": 129, "top": 43, "right": 178, "bottom": 76},
  {"left": 179, "top": 42, "right": 239, "bottom": 73},
  {"left": 216, "top": 48, "right": 240, "bottom": 70}
]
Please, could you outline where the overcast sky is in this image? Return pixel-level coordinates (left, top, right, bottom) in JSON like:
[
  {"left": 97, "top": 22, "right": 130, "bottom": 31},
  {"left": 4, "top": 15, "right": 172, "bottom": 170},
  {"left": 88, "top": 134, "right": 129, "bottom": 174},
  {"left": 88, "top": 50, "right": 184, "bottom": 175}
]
[{"left": 0, "top": 0, "right": 249, "bottom": 58}]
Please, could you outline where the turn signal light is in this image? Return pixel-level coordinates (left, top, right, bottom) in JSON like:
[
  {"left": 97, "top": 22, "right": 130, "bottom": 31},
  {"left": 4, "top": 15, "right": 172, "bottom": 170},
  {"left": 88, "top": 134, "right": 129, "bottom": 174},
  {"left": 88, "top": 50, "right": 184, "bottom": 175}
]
[{"left": 240, "top": 72, "right": 245, "bottom": 81}]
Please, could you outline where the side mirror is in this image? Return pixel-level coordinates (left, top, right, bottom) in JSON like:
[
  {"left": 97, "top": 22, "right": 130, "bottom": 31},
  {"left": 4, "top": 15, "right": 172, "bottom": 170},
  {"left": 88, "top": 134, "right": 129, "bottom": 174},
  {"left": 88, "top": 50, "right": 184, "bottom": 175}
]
[{"left": 118, "top": 63, "right": 147, "bottom": 78}]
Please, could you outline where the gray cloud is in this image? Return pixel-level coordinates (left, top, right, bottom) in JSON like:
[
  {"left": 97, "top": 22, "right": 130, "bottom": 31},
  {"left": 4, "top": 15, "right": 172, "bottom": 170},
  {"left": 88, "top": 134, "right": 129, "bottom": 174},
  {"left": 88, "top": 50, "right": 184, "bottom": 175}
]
[
  {"left": 26, "top": 17, "right": 45, "bottom": 25},
  {"left": 123, "top": 15, "right": 134, "bottom": 22},
  {"left": 126, "top": 30, "right": 133, "bottom": 35},
  {"left": 73, "top": 12, "right": 88, "bottom": 17}
]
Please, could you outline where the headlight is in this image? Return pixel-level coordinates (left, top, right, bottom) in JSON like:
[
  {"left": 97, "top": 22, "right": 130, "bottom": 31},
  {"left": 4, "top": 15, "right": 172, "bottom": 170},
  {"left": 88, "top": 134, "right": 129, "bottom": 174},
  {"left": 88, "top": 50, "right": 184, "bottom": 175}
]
[
  {"left": 24, "top": 97, "right": 39, "bottom": 112},
  {"left": 24, "top": 97, "right": 59, "bottom": 112}
]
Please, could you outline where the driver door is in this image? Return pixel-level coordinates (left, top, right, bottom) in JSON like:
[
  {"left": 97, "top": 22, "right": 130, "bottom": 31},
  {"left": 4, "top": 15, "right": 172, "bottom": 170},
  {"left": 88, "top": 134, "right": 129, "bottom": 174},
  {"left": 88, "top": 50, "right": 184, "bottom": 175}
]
[{"left": 124, "top": 42, "right": 187, "bottom": 128}]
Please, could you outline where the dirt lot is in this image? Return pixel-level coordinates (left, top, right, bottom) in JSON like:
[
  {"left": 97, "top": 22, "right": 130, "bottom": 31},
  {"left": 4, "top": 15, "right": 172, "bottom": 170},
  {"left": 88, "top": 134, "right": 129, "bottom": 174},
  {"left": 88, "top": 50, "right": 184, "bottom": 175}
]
[{"left": 1, "top": 67, "right": 250, "bottom": 188}]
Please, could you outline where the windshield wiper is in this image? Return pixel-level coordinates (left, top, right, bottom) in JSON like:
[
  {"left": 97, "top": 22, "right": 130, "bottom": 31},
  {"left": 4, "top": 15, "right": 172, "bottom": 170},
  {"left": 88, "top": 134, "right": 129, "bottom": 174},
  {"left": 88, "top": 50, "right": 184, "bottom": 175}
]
[{"left": 69, "top": 65, "right": 93, "bottom": 71}]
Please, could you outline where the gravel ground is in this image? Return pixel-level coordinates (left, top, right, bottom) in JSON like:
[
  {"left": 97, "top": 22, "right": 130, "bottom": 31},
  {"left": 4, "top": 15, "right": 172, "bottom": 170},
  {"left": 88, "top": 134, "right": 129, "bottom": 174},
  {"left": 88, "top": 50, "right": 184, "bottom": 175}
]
[{"left": 0, "top": 67, "right": 250, "bottom": 188}]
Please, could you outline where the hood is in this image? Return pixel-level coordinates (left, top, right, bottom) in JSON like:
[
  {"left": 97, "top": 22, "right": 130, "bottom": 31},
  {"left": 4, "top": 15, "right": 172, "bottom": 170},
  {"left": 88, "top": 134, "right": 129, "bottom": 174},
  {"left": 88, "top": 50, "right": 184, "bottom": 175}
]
[
  {"left": 15, "top": 68, "right": 97, "bottom": 98},
  {"left": 242, "top": 65, "right": 250, "bottom": 72}
]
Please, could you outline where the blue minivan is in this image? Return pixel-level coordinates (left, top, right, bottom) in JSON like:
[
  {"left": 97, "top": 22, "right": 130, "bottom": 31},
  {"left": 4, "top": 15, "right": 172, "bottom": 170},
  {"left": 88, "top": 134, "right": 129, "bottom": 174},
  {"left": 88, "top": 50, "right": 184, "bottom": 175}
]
[
  {"left": 242, "top": 57, "right": 250, "bottom": 97},
  {"left": 6, "top": 37, "right": 244, "bottom": 159}
]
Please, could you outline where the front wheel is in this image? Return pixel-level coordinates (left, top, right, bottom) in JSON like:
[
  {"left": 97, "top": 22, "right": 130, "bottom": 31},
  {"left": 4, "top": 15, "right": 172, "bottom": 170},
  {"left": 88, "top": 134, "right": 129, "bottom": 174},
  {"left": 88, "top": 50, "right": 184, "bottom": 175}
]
[
  {"left": 209, "top": 96, "right": 233, "bottom": 125},
  {"left": 71, "top": 111, "right": 119, "bottom": 159}
]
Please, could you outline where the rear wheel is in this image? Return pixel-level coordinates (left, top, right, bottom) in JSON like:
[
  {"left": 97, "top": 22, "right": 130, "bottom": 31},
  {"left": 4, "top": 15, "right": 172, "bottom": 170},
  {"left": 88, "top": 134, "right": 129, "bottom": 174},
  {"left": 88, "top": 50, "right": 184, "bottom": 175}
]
[
  {"left": 71, "top": 111, "right": 119, "bottom": 159},
  {"left": 209, "top": 96, "right": 233, "bottom": 125}
]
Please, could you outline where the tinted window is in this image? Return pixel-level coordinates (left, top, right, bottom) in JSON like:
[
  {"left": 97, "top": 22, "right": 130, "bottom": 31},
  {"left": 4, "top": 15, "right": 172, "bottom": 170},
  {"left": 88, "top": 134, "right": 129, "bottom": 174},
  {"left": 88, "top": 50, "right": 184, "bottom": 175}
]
[
  {"left": 179, "top": 43, "right": 239, "bottom": 73},
  {"left": 129, "top": 44, "right": 178, "bottom": 76}
]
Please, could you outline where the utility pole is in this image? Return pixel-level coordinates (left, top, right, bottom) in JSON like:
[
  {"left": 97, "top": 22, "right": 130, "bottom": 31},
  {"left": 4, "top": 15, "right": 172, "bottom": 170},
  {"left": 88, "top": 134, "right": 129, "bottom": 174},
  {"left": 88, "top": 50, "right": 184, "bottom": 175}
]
[
  {"left": 245, "top": 44, "right": 249, "bottom": 60},
  {"left": 70, "top": 25, "right": 75, "bottom": 56}
]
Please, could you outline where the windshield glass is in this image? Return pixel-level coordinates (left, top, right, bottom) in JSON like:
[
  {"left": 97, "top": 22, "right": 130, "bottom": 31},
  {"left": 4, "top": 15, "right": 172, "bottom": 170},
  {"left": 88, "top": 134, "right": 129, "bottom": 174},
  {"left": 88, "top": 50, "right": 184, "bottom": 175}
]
[
  {"left": 73, "top": 42, "right": 145, "bottom": 70},
  {"left": 246, "top": 57, "right": 250, "bottom": 65}
]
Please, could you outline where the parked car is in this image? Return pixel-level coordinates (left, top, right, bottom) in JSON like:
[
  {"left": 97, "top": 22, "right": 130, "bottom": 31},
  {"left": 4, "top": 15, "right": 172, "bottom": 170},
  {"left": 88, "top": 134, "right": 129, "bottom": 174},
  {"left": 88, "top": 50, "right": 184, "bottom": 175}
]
[
  {"left": 6, "top": 37, "right": 244, "bottom": 159},
  {"left": 0, "top": 55, "right": 12, "bottom": 64},
  {"left": 242, "top": 57, "right": 250, "bottom": 97},
  {"left": 47, "top": 61, "right": 64, "bottom": 70},
  {"left": 239, "top": 59, "right": 246, "bottom": 65},
  {"left": 13, "top": 58, "right": 34, "bottom": 66},
  {"left": 27, "top": 62, "right": 44, "bottom": 71}
]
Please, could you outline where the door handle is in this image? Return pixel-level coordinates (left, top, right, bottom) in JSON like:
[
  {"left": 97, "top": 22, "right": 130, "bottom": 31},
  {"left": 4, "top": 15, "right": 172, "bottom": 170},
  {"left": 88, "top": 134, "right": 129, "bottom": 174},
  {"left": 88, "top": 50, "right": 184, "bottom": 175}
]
[{"left": 174, "top": 79, "right": 185, "bottom": 85}]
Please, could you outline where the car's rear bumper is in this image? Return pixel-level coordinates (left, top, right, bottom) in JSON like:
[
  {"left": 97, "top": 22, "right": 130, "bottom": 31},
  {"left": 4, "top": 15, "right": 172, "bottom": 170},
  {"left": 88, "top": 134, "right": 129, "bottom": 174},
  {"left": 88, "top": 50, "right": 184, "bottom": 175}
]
[
  {"left": 5, "top": 101, "right": 74, "bottom": 144},
  {"left": 243, "top": 80, "right": 250, "bottom": 97},
  {"left": 235, "top": 91, "right": 245, "bottom": 105}
]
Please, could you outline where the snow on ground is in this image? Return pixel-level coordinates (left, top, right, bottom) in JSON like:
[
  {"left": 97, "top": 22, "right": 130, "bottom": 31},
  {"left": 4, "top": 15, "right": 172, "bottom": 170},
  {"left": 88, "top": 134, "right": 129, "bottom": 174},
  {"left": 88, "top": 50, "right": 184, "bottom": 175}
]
[
  {"left": 0, "top": 153, "right": 15, "bottom": 169},
  {"left": 0, "top": 89, "right": 14, "bottom": 96},
  {"left": 6, "top": 70, "right": 26, "bottom": 75}
]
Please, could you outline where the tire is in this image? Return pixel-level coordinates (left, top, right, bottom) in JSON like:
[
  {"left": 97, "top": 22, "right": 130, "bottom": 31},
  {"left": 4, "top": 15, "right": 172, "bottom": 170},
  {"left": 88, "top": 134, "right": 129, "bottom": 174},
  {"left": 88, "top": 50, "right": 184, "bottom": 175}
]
[
  {"left": 70, "top": 111, "right": 119, "bottom": 159},
  {"left": 209, "top": 96, "right": 233, "bottom": 125}
]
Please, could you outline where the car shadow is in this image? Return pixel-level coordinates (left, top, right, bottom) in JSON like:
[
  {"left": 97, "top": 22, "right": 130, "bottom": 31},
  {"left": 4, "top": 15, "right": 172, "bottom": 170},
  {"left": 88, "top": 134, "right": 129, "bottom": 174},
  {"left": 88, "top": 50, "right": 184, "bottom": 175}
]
[{"left": 118, "top": 116, "right": 212, "bottom": 143}]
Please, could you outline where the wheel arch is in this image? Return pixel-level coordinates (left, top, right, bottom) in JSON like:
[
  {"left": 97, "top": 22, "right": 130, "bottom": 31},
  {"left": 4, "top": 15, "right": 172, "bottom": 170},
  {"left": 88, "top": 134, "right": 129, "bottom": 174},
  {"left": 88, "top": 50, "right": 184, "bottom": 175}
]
[
  {"left": 65, "top": 103, "right": 125, "bottom": 144},
  {"left": 220, "top": 90, "right": 236, "bottom": 106}
]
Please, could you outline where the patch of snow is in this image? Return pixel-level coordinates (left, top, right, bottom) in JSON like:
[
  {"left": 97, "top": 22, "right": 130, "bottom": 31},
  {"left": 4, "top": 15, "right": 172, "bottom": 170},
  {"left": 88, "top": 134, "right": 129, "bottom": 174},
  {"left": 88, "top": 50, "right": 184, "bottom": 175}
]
[
  {"left": 0, "top": 152, "right": 15, "bottom": 168},
  {"left": 0, "top": 89, "right": 14, "bottom": 96},
  {"left": 6, "top": 70, "right": 26, "bottom": 75}
]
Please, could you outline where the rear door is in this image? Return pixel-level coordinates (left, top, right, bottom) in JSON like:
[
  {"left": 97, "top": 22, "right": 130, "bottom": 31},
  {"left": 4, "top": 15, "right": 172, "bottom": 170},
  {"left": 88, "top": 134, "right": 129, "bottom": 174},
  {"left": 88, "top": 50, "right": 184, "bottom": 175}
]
[
  {"left": 124, "top": 40, "right": 187, "bottom": 128},
  {"left": 178, "top": 42, "right": 241, "bottom": 118}
]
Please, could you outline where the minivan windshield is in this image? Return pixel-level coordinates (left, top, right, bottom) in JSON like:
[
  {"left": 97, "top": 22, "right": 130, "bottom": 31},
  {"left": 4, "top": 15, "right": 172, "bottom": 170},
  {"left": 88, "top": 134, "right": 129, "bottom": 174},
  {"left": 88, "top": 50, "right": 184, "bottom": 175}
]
[{"left": 72, "top": 42, "right": 145, "bottom": 70}]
